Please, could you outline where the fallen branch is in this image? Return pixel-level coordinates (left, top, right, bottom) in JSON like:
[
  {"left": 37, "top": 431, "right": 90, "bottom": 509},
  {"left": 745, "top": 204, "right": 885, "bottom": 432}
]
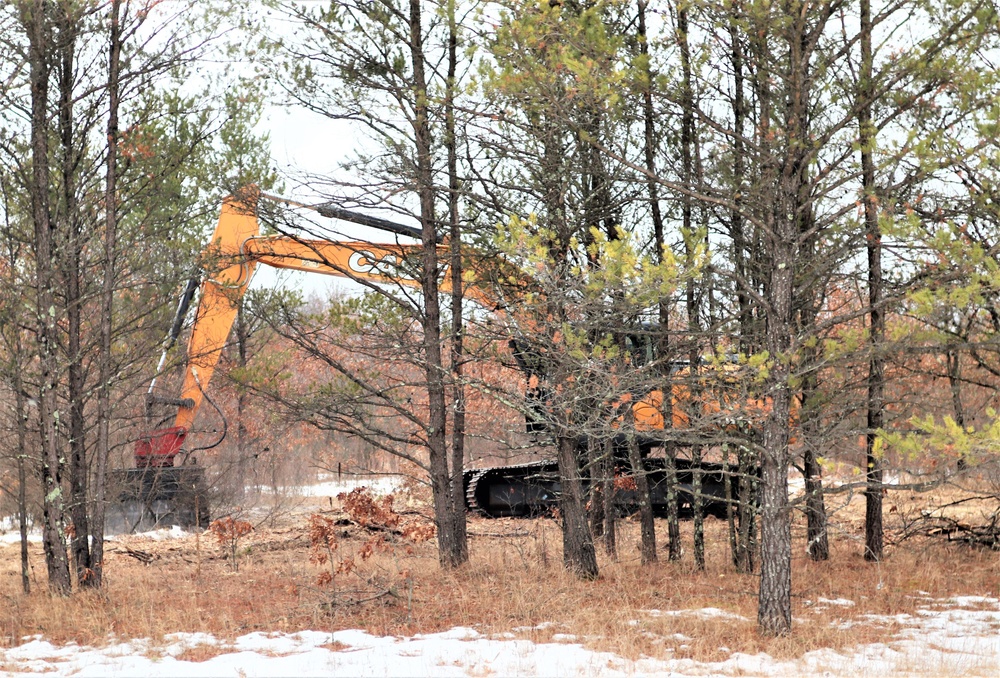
[
  {"left": 110, "top": 546, "right": 156, "bottom": 564},
  {"left": 893, "top": 512, "right": 1000, "bottom": 550}
]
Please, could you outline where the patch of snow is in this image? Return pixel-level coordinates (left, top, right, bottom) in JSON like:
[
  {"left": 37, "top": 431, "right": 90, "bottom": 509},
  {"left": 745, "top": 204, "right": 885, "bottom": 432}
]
[
  {"left": 945, "top": 596, "right": 997, "bottom": 608},
  {"left": 140, "top": 525, "right": 189, "bottom": 541},
  {"left": 0, "top": 530, "right": 42, "bottom": 545},
  {"left": 297, "top": 475, "right": 403, "bottom": 498},
  {"left": 551, "top": 633, "right": 578, "bottom": 642},
  {"left": 647, "top": 607, "right": 748, "bottom": 621},
  {"left": 512, "top": 621, "right": 558, "bottom": 632},
  {"left": 816, "top": 597, "right": 856, "bottom": 607}
]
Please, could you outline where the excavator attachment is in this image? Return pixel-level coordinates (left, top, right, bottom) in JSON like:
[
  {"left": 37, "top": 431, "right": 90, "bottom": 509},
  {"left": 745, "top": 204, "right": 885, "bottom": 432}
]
[
  {"left": 134, "top": 426, "right": 188, "bottom": 468},
  {"left": 106, "top": 465, "right": 209, "bottom": 535},
  {"left": 113, "top": 425, "right": 207, "bottom": 535}
]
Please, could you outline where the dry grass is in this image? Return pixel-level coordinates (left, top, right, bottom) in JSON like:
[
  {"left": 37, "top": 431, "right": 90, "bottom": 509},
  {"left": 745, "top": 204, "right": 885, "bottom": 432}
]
[
  {"left": 173, "top": 643, "right": 231, "bottom": 663},
  {"left": 1, "top": 479, "right": 998, "bottom": 666}
]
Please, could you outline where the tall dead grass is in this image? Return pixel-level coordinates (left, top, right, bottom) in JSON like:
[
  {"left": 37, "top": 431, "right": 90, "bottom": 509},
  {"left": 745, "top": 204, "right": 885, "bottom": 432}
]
[{"left": 2, "top": 485, "right": 998, "bottom": 664}]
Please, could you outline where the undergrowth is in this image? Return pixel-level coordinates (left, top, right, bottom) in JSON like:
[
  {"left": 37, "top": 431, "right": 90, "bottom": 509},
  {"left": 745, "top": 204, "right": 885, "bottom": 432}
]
[{"left": 1, "top": 484, "right": 998, "bottom": 665}]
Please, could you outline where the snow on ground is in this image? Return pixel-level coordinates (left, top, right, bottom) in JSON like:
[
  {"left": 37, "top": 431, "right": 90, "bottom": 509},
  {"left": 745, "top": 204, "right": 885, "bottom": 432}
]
[
  {"left": 3, "top": 596, "right": 999, "bottom": 677},
  {"left": 296, "top": 474, "right": 403, "bottom": 498},
  {"left": 0, "top": 531, "right": 40, "bottom": 545}
]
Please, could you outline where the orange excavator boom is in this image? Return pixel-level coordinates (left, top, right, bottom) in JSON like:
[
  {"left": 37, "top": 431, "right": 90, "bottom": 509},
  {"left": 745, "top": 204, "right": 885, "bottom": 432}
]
[{"left": 136, "top": 192, "right": 474, "bottom": 467}]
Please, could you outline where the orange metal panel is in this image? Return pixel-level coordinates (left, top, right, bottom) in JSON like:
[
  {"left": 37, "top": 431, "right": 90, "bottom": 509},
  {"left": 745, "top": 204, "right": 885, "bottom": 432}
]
[{"left": 174, "top": 197, "right": 260, "bottom": 430}]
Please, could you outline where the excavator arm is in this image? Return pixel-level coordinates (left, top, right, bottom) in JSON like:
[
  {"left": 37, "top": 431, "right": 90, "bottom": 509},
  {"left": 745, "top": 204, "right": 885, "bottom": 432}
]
[{"left": 136, "top": 193, "right": 473, "bottom": 467}]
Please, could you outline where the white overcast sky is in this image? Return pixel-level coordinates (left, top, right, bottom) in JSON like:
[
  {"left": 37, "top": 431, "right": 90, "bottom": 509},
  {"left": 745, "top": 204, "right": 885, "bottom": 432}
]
[{"left": 252, "top": 104, "right": 388, "bottom": 299}]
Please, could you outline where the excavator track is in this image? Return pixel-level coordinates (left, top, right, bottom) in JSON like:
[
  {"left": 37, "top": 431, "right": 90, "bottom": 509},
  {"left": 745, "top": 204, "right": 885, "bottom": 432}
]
[
  {"left": 464, "top": 459, "right": 561, "bottom": 517},
  {"left": 464, "top": 455, "right": 753, "bottom": 519}
]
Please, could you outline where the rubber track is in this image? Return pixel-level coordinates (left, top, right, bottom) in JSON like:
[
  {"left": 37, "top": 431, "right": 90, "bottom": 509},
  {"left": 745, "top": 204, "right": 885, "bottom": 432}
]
[{"left": 464, "top": 459, "right": 556, "bottom": 517}]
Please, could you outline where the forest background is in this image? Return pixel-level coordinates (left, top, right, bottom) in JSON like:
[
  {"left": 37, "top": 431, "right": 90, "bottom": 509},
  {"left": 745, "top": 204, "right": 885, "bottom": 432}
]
[{"left": 1, "top": 0, "right": 999, "bottom": 639}]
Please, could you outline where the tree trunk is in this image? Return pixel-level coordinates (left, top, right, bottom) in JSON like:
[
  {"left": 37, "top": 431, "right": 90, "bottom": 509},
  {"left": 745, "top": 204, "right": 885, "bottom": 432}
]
[
  {"left": 860, "top": 0, "right": 884, "bottom": 563},
  {"left": 735, "top": 438, "right": 757, "bottom": 573},
  {"left": 408, "top": 0, "right": 465, "bottom": 568},
  {"left": 92, "top": 0, "right": 123, "bottom": 589},
  {"left": 233, "top": 302, "right": 251, "bottom": 501},
  {"left": 692, "top": 445, "right": 705, "bottom": 570},
  {"left": 728, "top": 2, "right": 753, "bottom": 352},
  {"left": 626, "top": 433, "right": 656, "bottom": 564},
  {"left": 800, "top": 347, "right": 829, "bottom": 562},
  {"left": 588, "top": 437, "right": 605, "bottom": 538},
  {"left": 727, "top": 1, "right": 762, "bottom": 575},
  {"left": 21, "top": 0, "right": 72, "bottom": 595},
  {"left": 641, "top": 0, "right": 679, "bottom": 562},
  {"left": 798, "top": 187, "right": 828, "bottom": 562},
  {"left": 556, "top": 434, "right": 598, "bottom": 579},
  {"left": 664, "top": 442, "right": 681, "bottom": 560},
  {"left": 14, "top": 351, "right": 31, "bottom": 594},
  {"left": 601, "top": 438, "right": 616, "bottom": 558},
  {"left": 757, "top": 249, "right": 793, "bottom": 635},
  {"left": 677, "top": 0, "right": 705, "bottom": 571},
  {"left": 445, "top": 0, "right": 468, "bottom": 567},
  {"left": 56, "top": 8, "right": 91, "bottom": 584},
  {"left": 803, "top": 442, "right": 829, "bottom": 560},
  {"left": 947, "top": 349, "right": 967, "bottom": 470}
]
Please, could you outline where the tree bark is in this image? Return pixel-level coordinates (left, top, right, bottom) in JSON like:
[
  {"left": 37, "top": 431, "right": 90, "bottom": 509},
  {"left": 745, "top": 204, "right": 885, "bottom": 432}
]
[
  {"left": 91, "top": 0, "right": 123, "bottom": 589},
  {"left": 639, "top": 0, "right": 679, "bottom": 561},
  {"left": 735, "top": 438, "right": 757, "bottom": 573},
  {"left": 601, "top": 438, "right": 617, "bottom": 557},
  {"left": 860, "top": 0, "right": 884, "bottom": 563},
  {"left": 757, "top": 241, "right": 793, "bottom": 635},
  {"left": 799, "top": 318, "right": 829, "bottom": 561},
  {"left": 588, "top": 437, "right": 605, "bottom": 538},
  {"left": 21, "top": 0, "right": 72, "bottom": 595},
  {"left": 55, "top": 5, "right": 91, "bottom": 584},
  {"left": 677, "top": 0, "right": 706, "bottom": 571},
  {"left": 752, "top": 3, "right": 797, "bottom": 634},
  {"left": 798, "top": 188, "right": 828, "bottom": 562},
  {"left": 445, "top": 0, "right": 468, "bottom": 566},
  {"left": 408, "top": 0, "right": 465, "bottom": 568},
  {"left": 14, "top": 346, "right": 31, "bottom": 594},
  {"left": 556, "top": 434, "right": 598, "bottom": 579},
  {"left": 626, "top": 432, "right": 656, "bottom": 564}
]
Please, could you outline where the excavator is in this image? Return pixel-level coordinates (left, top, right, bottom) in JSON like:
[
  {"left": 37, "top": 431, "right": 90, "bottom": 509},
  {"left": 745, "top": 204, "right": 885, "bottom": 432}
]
[{"left": 114, "top": 190, "right": 753, "bottom": 531}]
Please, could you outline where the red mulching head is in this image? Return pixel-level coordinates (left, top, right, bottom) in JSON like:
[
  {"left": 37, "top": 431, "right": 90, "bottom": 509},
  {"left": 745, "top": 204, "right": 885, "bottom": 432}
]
[{"left": 134, "top": 426, "right": 187, "bottom": 468}]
